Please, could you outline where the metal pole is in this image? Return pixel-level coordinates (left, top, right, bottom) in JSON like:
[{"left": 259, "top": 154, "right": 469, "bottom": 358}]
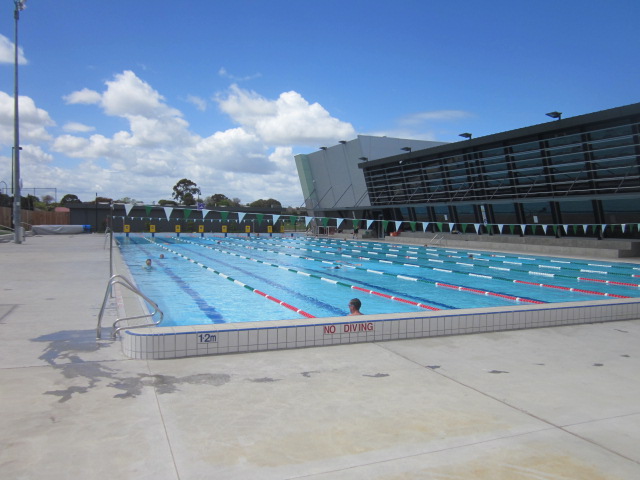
[{"left": 12, "top": 1, "right": 25, "bottom": 244}]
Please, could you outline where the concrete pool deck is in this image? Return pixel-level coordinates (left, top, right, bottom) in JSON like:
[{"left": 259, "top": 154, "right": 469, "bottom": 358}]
[{"left": 1, "top": 234, "right": 640, "bottom": 479}]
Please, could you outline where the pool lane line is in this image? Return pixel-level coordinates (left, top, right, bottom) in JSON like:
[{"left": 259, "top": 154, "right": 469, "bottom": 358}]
[
  {"left": 302, "top": 236, "right": 640, "bottom": 278},
  {"left": 194, "top": 237, "right": 545, "bottom": 305},
  {"left": 174, "top": 237, "right": 442, "bottom": 311},
  {"left": 250, "top": 236, "right": 632, "bottom": 299},
  {"left": 297, "top": 237, "right": 640, "bottom": 280},
  {"left": 143, "top": 237, "right": 315, "bottom": 319},
  {"left": 134, "top": 241, "right": 226, "bottom": 323}
]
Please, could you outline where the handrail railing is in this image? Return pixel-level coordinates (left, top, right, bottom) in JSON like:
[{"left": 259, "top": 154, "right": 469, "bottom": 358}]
[
  {"left": 97, "top": 274, "right": 163, "bottom": 340},
  {"left": 429, "top": 233, "right": 445, "bottom": 246}
]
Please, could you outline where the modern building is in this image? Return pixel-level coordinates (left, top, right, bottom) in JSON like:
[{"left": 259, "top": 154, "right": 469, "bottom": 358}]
[
  {"left": 294, "top": 135, "right": 447, "bottom": 216},
  {"left": 296, "top": 103, "right": 640, "bottom": 239}
]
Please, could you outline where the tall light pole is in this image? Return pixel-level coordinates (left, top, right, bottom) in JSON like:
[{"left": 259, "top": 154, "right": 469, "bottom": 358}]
[{"left": 13, "top": 0, "right": 26, "bottom": 244}]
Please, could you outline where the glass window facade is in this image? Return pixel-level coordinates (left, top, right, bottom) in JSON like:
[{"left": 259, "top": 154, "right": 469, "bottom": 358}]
[{"left": 360, "top": 103, "right": 640, "bottom": 237}]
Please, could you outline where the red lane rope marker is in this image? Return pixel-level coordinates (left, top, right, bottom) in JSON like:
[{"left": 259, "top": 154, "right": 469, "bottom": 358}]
[
  {"left": 513, "top": 280, "right": 629, "bottom": 298},
  {"left": 144, "top": 238, "right": 316, "bottom": 318},
  {"left": 577, "top": 277, "right": 640, "bottom": 287},
  {"left": 175, "top": 237, "right": 442, "bottom": 311}
]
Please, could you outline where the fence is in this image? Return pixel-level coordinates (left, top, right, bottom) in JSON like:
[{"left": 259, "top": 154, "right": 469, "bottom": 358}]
[{"left": 0, "top": 206, "right": 70, "bottom": 230}]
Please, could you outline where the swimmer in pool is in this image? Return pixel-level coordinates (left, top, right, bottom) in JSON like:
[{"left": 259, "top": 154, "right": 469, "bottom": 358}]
[
  {"left": 144, "top": 258, "right": 153, "bottom": 269},
  {"left": 348, "top": 298, "right": 362, "bottom": 315}
]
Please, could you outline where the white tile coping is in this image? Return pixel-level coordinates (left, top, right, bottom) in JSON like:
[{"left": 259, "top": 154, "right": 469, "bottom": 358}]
[{"left": 120, "top": 298, "right": 640, "bottom": 359}]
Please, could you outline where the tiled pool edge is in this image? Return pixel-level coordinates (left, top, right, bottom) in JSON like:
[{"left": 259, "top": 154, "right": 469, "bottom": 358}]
[{"left": 120, "top": 299, "right": 640, "bottom": 359}]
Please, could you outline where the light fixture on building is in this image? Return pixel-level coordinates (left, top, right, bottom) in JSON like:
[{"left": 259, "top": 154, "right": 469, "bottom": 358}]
[
  {"left": 319, "top": 146, "right": 327, "bottom": 150},
  {"left": 459, "top": 132, "right": 472, "bottom": 139},
  {"left": 358, "top": 157, "right": 368, "bottom": 161},
  {"left": 401, "top": 147, "right": 411, "bottom": 153},
  {"left": 546, "top": 111, "right": 562, "bottom": 120},
  {"left": 339, "top": 140, "right": 347, "bottom": 144}
]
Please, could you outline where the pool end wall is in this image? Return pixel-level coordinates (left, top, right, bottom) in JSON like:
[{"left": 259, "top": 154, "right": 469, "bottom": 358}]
[{"left": 120, "top": 298, "right": 640, "bottom": 359}]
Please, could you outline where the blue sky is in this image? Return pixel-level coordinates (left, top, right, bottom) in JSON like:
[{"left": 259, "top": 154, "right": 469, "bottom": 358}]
[{"left": 0, "top": 0, "right": 638, "bottom": 206}]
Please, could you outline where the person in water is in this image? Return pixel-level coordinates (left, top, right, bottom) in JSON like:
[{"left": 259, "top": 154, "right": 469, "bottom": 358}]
[
  {"left": 144, "top": 258, "right": 153, "bottom": 269},
  {"left": 348, "top": 298, "right": 362, "bottom": 315}
]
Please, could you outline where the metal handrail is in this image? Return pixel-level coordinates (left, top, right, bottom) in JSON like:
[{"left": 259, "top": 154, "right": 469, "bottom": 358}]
[
  {"left": 97, "top": 274, "right": 163, "bottom": 340},
  {"left": 429, "top": 233, "right": 445, "bottom": 246}
]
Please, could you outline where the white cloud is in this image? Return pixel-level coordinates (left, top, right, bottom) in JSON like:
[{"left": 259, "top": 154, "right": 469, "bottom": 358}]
[
  {"left": 0, "top": 34, "right": 27, "bottom": 65},
  {"left": 218, "top": 67, "right": 262, "bottom": 82},
  {"left": 63, "top": 88, "right": 102, "bottom": 105},
  {"left": 0, "top": 91, "right": 54, "bottom": 145},
  {"left": 399, "top": 110, "right": 472, "bottom": 126},
  {"left": 186, "top": 95, "right": 207, "bottom": 111},
  {"left": 63, "top": 122, "right": 95, "bottom": 133},
  {"left": 216, "top": 84, "right": 356, "bottom": 146},
  {"left": 1, "top": 70, "right": 359, "bottom": 206}
]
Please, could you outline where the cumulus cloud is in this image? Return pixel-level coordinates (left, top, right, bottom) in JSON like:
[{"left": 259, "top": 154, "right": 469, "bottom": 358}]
[
  {"left": 1, "top": 70, "right": 357, "bottom": 205},
  {"left": 216, "top": 84, "right": 356, "bottom": 146},
  {"left": 0, "top": 34, "right": 27, "bottom": 64},
  {"left": 0, "top": 91, "right": 54, "bottom": 145}
]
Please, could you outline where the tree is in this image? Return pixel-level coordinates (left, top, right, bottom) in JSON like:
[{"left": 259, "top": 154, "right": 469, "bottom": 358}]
[
  {"left": 204, "top": 193, "right": 231, "bottom": 208},
  {"left": 42, "top": 194, "right": 55, "bottom": 205},
  {"left": 158, "top": 199, "right": 178, "bottom": 206},
  {"left": 115, "top": 197, "right": 137, "bottom": 204},
  {"left": 248, "top": 198, "right": 282, "bottom": 209},
  {"left": 60, "top": 194, "right": 82, "bottom": 205},
  {"left": 172, "top": 178, "right": 201, "bottom": 206}
]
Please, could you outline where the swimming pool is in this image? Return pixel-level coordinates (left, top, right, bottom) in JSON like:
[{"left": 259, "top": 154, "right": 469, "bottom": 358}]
[{"left": 116, "top": 233, "right": 640, "bottom": 326}]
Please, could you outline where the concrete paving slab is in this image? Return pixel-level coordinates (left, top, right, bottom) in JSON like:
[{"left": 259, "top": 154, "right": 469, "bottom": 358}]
[{"left": 1, "top": 234, "right": 639, "bottom": 479}]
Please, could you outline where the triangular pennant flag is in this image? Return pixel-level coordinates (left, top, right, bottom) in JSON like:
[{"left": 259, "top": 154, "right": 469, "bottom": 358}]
[
  {"left": 382, "top": 220, "right": 389, "bottom": 232},
  {"left": 436, "top": 222, "right": 443, "bottom": 232},
  {"left": 289, "top": 215, "right": 297, "bottom": 225},
  {"left": 552, "top": 225, "right": 558, "bottom": 234},
  {"left": 305, "top": 216, "right": 313, "bottom": 227},
  {"left": 238, "top": 212, "right": 246, "bottom": 223},
  {"left": 520, "top": 224, "right": 527, "bottom": 235},
  {"left": 352, "top": 219, "right": 360, "bottom": 229},
  {"left": 125, "top": 203, "right": 134, "bottom": 216},
  {"left": 201, "top": 209, "right": 211, "bottom": 219},
  {"left": 394, "top": 221, "right": 402, "bottom": 231},
  {"left": 272, "top": 214, "right": 280, "bottom": 224},
  {"left": 622, "top": 224, "right": 627, "bottom": 233},
  {"left": 542, "top": 224, "right": 548, "bottom": 234},
  {"left": 563, "top": 224, "right": 569, "bottom": 233},
  {"left": 498, "top": 224, "right": 504, "bottom": 233},
  {"left": 448, "top": 222, "right": 455, "bottom": 232},
  {"left": 474, "top": 224, "right": 480, "bottom": 233},
  {"left": 145, "top": 206, "right": 152, "bottom": 217},
  {"left": 336, "top": 218, "right": 344, "bottom": 228},
  {"left": 409, "top": 222, "right": 417, "bottom": 232},
  {"left": 163, "top": 207, "right": 173, "bottom": 221},
  {"left": 321, "top": 217, "right": 329, "bottom": 227},
  {"left": 531, "top": 224, "right": 537, "bottom": 234},
  {"left": 583, "top": 224, "right": 589, "bottom": 233},
  {"left": 461, "top": 223, "right": 468, "bottom": 233},
  {"left": 572, "top": 225, "right": 578, "bottom": 234},
  {"left": 602, "top": 224, "right": 607, "bottom": 233},
  {"left": 184, "top": 209, "right": 192, "bottom": 219},
  {"left": 509, "top": 225, "right": 515, "bottom": 234},
  {"left": 256, "top": 214, "right": 264, "bottom": 226},
  {"left": 422, "top": 222, "right": 430, "bottom": 232},
  {"left": 220, "top": 211, "right": 229, "bottom": 221},
  {"left": 366, "top": 219, "right": 374, "bottom": 229}
]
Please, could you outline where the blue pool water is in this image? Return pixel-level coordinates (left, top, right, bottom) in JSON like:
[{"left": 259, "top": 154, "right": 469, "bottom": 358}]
[{"left": 117, "top": 233, "right": 640, "bottom": 326}]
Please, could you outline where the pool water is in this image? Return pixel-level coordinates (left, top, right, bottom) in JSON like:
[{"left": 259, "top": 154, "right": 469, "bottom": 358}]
[{"left": 117, "top": 233, "right": 640, "bottom": 326}]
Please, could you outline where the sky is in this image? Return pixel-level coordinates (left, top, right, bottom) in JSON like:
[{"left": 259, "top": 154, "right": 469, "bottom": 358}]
[{"left": 0, "top": 0, "right": 638, "bottom": 207}]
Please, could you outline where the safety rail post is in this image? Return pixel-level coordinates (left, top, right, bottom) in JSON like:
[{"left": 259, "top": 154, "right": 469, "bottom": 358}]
[{"left": 97, "top": 274, "right": 163, "bottom": 340}]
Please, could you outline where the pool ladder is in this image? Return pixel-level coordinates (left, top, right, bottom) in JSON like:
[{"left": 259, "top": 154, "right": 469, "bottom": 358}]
[{"left": 97, "top": 274, "right": 164, "bottom": 340}]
